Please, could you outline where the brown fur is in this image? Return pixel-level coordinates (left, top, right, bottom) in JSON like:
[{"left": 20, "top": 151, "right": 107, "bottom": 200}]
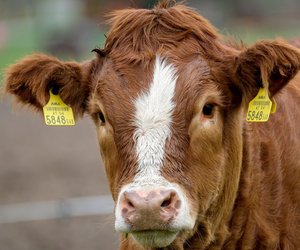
[
  {"left": 4, "top": 54, "right": 95, "bottom": 116},
  {"left": 4, "top": 1, "right": 300, "bottom": 249}
]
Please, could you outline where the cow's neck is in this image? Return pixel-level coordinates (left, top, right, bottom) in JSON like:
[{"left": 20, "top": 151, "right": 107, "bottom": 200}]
[{"left": 222, "top": 102, "right": 295, "bottom": 249}]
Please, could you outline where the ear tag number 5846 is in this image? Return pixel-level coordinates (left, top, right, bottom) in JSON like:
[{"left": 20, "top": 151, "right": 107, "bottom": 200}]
[{"left": 43, "top": 89, "right": 75, "bottom": 126}]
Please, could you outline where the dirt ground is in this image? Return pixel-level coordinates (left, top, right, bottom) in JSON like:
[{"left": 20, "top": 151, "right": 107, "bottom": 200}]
[{"left": 0, "top": 96, "right": 119, "bottom": 250}]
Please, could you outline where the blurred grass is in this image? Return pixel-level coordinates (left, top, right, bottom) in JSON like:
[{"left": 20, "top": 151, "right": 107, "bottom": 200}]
[
  {"left": 0, "top": 18, "right": 105, "bottom": 85},
  {"left": 227, "top": 24, "right": 300, "bottom": 44},
  {"left": 1, "top": 20, "right": 299, "bottom": 86},
  {"left": 0, "top": 19, "right": 40, "bottom": 85}
]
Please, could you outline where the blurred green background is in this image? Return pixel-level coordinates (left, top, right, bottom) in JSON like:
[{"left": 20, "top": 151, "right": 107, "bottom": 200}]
[{"left": 0, "top": 0, "right": 300, "bottom": 81}]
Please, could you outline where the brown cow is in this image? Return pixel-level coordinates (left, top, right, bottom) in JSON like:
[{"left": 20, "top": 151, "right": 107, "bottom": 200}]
[{"left": 4, "top": 1, "right": 300, "bottom": 249}]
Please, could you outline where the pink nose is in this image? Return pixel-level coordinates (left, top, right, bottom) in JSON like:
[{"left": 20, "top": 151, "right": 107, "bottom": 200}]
[{"left": 119, "top": 189, "right": 182, "bottom": 230}]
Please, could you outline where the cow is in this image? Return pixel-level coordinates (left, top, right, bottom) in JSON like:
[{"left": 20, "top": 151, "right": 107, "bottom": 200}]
[{"left": 4, "top": 1, "right": 300, "bottom": 249}]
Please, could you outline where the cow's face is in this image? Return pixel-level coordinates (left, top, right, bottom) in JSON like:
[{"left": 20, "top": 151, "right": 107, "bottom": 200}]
[
  {"left": 5, "top": 5, "right": 300, "bottom": 249},
  {"left": 88, "top": 55, "right": 238, "bottom": 247}
]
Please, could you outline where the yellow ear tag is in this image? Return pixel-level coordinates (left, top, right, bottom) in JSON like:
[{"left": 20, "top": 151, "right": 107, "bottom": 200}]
[
  {"left": 246, "top": 88, "right": 272, "bottom": 122},
  {"left": 271, "top": 99, "right": 277, "bottom": 114},
  {"left": 43, "top": 89, "right": 75, "bottom": 126}
]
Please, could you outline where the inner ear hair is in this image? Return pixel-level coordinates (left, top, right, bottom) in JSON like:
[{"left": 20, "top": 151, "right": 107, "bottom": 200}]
[
  {"left": 4, "top": 53, "right": 92, "bottom": 117},
  {"left": 234, "top": 40, "right": 300, "bottom": 98}
]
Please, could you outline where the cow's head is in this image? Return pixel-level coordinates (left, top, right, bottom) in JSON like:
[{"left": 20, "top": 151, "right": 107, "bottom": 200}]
[{"left": 4, "top": 2, "right": 300, "bottom": 249}]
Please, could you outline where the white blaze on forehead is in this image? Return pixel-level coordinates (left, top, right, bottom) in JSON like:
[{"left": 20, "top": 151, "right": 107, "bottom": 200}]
[
  {"left": 115, "top": 57, "right": 196, "bottom": 233},
  {"left": 133, "top": 56, "right": 177, "bottom": 183}
]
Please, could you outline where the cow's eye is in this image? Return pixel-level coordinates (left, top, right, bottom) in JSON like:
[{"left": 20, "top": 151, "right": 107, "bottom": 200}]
[
  {"left": 202, "top": 104, "right": 215, "bottom": 117},
  {"left": 98, "top": 112, "right": 106, "bottom": 124}
]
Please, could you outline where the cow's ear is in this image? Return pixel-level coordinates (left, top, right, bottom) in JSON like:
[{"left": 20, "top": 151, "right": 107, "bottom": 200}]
[
  {"left": 233, "top": 40, "right": 300, "bottom": 101},
  {"left": 4, "top": 54, "right": 94, "bottom": 117}
]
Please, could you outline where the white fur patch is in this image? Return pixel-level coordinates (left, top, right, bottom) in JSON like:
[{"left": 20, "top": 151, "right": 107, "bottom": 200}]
[
  {"left": 115, "top": 56, "right": 195, "bottom": 234},
  {"left": 133, "top": 56, "right": 177, "bottom": 183}
]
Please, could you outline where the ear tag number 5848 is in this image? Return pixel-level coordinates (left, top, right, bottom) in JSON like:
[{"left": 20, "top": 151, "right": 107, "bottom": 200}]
[
  {"left": 246, "top": 88, "right": 273, "bottom": 122},
  {"left": 43, "top": 89, "right": 75, "bottom": 126}
]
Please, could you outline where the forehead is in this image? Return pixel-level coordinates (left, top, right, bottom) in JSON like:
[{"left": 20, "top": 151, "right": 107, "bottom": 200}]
[{"left": 92, "top": 55, "right": 215, "bottom": 113}]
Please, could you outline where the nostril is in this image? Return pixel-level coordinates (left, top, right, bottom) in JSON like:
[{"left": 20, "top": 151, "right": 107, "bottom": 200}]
[
  {"left": 123, "top": 191, "right": 136, "bottom": 208},
  {"left": 120, "top": 193, "right": 137, "bottom": 220},
  {"left": 160, "top": 191, "right": 178, "bottom": 208},
  {"left": 121, "top": 192, "right": 137, "bottom": 214},
  {"left": 127, "top": 201, "right": 134, "bottom": 208},
  {"left": 161, "top": 198, "right": 172, "bottom": 207}
]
